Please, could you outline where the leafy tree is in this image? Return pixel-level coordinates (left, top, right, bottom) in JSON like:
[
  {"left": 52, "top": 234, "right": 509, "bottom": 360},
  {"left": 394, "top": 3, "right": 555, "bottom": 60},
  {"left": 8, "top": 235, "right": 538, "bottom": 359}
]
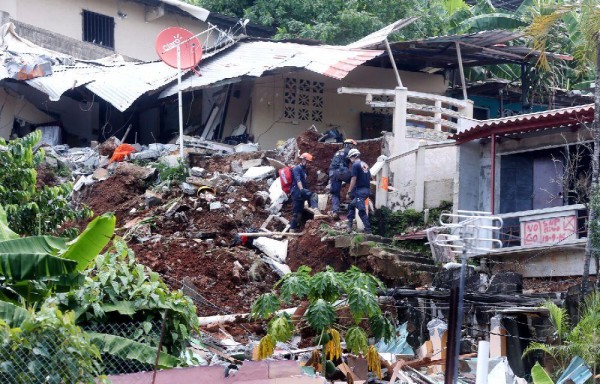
[
  {"left": 193, "top": 0, "right": 451, "bottom": 44},
  {"left": 0, "top": 303, "right": 103, "bottom": 384},
  {"left": 524, "top": 294, "right": 600, "bottom": 379},
  {"left": 251, "top": 265, "right": 394, "bottom": 378},
  {"left": 0, "top": 131, "right": 92, "bottom": 237}
]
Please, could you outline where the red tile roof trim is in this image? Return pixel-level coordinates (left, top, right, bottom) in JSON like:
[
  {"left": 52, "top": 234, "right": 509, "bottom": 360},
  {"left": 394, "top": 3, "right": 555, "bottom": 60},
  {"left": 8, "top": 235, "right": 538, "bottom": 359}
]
[{"left": 452, "top": 104, "right": 595, "bottom": 144}]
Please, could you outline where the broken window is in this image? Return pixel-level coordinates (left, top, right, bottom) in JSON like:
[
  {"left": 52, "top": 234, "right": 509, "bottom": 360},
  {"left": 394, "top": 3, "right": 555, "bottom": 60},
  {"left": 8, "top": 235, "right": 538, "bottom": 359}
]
[
  {"left": 82, "top": 10, "right": 115, "bottom": 49},
  {"left": 284, "top": 77, "right": 324, "bottom": 122}
]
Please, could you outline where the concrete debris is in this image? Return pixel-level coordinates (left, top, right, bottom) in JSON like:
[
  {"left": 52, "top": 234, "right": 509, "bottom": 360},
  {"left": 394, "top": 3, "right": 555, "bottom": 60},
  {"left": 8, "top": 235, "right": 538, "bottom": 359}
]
[
  {"left": 92, "top": 167, "right": 109, "bottom": 181},
  {"left": 144, "top": 190, "right": 163, "bottom": 208},
  {"left": 160, "top": 154, "right": 181, "bottom": 168},
  {"left": 242, "top": 165, "right": 276, "bottom": 180},
  {"left": 234, "top": 142, "right": 259, "bottom": 153},
  {"left": 98, "top": 136, "right": 120, "bottom": 156},
  {"left": 241, "top": 158, "right": 264, "bottom": 171},
  {"left": 209, "top": 201, "right": 223, "bottom": 211},
  {"left": 181, "top": 182, "right": 198, "bottom": 195},
  {"left": 190, "top": 167, "right": 207, "bottom": 177},
  {"left": 253, "top": 237, "right": 288, "bottom": 263}
]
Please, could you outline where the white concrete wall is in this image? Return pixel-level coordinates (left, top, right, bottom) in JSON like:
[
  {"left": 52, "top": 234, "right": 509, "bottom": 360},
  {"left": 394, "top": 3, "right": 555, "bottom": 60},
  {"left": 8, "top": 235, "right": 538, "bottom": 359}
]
[
  {"left": 0, "top": 87, "right": 54, "bottom": 139},
  {"left": 249, "top": 67, "right": 447, "bottom": 149},
  {"left": 3, "top": 0, "right": 210, "bottom": 61}
]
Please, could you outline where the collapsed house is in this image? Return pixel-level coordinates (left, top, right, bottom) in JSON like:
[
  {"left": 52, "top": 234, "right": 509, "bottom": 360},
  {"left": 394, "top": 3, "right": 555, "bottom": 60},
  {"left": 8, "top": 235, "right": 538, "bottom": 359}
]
[{"left": 1, "top": 2, "right": 597, "bottom": 382}]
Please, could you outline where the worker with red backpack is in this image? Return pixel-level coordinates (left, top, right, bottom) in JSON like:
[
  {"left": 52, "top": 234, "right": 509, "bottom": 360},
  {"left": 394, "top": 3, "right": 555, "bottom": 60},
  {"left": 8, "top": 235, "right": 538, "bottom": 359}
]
[{"left": 289, "top": 152, "right": 320, "bottom": 232}]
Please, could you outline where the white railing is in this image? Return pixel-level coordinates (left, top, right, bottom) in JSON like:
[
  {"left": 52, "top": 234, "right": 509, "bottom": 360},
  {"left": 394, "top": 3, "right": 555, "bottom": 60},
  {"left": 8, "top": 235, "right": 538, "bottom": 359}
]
[{"left": 405, "top": 91, "right": 473, "bottom": 135}]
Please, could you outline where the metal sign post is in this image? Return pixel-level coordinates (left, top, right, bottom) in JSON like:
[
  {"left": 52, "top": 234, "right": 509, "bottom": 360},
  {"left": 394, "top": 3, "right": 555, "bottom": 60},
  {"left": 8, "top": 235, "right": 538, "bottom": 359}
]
[
  {"left": 155, "top": 27, "right": 203, "bottom": 161},
  {"left": 431, "top": 210, "right": 503, "bottom": 384}
]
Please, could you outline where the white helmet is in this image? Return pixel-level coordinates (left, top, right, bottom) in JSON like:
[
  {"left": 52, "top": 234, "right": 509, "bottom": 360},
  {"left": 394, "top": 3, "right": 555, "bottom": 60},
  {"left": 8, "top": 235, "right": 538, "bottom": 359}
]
[{"left": 347, "top": 148, "right": 361, "bottom": 159}]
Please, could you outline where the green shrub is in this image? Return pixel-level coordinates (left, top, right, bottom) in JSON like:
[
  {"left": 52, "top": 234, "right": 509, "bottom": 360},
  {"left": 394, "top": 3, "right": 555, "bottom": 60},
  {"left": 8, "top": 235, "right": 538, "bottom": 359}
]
[
  {"left": 57, "top": 238, "right": 200, "bottom": 359},
  {"left": 0, "top": 304, "right": 102, "bottom": 384},
  {"left": 369, "top": 201, "right": 452, "bottom": 238},
  {"left": 156, "top": 160, "right": 188, "bottom": 184},
  {"left": 0, "top": 131, "right": 92, "bottom": 237}
]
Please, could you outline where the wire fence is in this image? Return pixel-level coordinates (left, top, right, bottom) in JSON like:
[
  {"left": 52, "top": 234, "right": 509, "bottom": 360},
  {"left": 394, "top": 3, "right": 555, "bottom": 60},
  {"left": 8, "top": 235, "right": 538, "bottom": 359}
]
[{"left": 0, "top": 318, "right": 196, "bottom": 384}]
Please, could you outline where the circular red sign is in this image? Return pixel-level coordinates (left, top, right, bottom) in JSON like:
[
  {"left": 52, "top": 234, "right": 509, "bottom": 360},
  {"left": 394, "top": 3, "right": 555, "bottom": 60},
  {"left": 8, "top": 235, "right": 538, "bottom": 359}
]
[{"left": 155, "top": 27, "right": 203, "bottom": 69}]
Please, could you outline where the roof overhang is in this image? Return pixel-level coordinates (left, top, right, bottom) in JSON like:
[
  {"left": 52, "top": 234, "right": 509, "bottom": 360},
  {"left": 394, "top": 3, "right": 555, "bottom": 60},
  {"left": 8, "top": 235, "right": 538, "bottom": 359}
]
[{"left": 452, "top": 104, "right": 595, "bottom": 144}]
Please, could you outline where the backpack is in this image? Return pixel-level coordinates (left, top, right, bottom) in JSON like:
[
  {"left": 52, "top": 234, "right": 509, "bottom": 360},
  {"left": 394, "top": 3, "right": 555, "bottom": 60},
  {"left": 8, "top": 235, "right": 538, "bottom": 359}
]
[{"left": 279, "top": 166, "right": 293, "bottom": 195}]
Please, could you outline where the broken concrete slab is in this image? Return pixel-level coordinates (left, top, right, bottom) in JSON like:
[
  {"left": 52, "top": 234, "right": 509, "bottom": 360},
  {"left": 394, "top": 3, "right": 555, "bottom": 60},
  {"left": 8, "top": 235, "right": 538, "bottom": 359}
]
[
  {"left": 241, "top": 158, "right": 264, "bottom": 171},
  {"left": 254, "top": 237, "right": 288, "bottom": 263},
  {"left": 243, "top": 166, "right": 275, "bottom": 180},
  {"left": 190, "top": 167, "right": 206, "bottom": 177},
  {"left": 73, "top": 174, "right": 96, "bottom": 191},
  {"left": 262, "top": 257, "right": 291, "bottom": 277},
  {"left": 92, "top": 167, "right": 109, "bottom": 181},
  {"left": 130, "top": 149, "right": 161, "bottom": 160},
  {"left": 181, "top": 182, "right": 198, "bottom": 196},
  {"left": 234, "top": 143, "right": 259, "bottom": 153}
]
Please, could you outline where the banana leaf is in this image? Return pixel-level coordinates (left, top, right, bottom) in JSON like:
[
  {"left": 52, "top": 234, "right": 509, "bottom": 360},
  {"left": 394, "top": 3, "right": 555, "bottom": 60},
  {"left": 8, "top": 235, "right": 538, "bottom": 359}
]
[
  {"left": 62, "top": 213, "right": 116, "bottom": 271},
  {"left": 0, "top": 236, "right": 76, "bottom": 281},
  {"left": 0, "top": 300, "right": 30, "bottom": 328},
  {"left": 0, "top": 205, "right": 18, "bottom": 241},
  {"left": 88, "top": 332, "right": 180, "bottom": 368}
]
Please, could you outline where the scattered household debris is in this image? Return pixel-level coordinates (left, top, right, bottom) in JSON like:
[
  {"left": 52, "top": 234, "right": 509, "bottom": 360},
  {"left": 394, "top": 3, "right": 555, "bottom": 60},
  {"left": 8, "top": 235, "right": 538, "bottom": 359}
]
[{"left": 31, "top": 128, "right": 579, "bottom": 384}]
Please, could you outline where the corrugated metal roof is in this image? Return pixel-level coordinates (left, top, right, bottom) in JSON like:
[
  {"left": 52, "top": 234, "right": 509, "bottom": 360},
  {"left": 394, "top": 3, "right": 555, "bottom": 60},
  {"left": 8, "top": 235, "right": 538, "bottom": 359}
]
[
  {"left": 160, "top": 40, "right": 384, "bottom": 98},
  {"left": 345, "top": 17, "right": 419, "bottom": 49},
  {"left": 453, "top": 104, "right": 595, "bottom": 143}
]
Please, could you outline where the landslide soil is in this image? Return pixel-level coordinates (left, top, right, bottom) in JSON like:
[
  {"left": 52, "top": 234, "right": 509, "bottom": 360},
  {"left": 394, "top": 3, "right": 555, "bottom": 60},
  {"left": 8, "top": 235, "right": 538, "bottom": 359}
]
[{"left": 59, "top": 130, "right": 386, "bottom": 341}]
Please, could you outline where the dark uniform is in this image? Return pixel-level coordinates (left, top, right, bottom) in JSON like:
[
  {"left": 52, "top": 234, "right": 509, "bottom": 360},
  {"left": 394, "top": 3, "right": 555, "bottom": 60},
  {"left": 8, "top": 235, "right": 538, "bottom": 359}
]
[
  {"left": 328, "top": 147, "right": 351, "bottom": 214},
  {"left": 290, "top": 164, "right": 318, "bottom": 230},
  {"left": 347, "top": 159, "right": 371, "bottom": 233}
]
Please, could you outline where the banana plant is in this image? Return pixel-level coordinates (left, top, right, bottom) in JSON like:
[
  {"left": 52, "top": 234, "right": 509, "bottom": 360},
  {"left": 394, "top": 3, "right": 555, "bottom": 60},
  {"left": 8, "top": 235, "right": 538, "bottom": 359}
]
[{"left": 0, "top": 209, "right": 115, "bottom": 305}]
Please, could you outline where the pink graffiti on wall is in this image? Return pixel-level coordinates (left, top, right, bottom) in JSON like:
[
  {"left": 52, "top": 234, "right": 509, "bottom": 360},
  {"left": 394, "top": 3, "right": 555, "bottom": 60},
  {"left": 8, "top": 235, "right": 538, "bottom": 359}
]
[{"left": 522, "top": 215, "right": 577, "bottom": 246}]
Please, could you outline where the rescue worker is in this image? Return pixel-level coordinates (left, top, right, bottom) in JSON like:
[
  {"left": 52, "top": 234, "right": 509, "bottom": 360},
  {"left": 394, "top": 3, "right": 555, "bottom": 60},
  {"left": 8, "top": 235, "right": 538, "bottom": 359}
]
[
  {"left": 346, "top": 148, "right": 372, "bottom": 234},
  {"left": 328, "top": 139, "right": 357, "bottom": 219},
  {"left": 290, "top": 152, "right": 320, "bottom": 232}
]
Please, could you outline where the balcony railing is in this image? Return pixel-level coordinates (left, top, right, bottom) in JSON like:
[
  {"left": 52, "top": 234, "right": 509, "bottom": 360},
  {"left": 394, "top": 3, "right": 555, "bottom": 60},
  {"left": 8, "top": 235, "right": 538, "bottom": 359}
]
[{"left": 495, "top": 204, "right": 588, "bottom": 248}]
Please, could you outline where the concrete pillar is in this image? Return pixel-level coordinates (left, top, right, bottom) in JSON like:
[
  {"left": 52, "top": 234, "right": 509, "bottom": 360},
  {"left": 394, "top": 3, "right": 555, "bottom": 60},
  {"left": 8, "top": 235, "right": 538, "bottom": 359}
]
[
  {"left": 392, "top": 87, "right": 408, "bottom": 155},
  {"left": 415, "top": 140, "right": 427, "bottom": 211},
  {"left": 489, "top": 315, "right": 507, "bottom": 358},
  {"left": 374, "top": 156, "right": 389, "bottom": 209}
]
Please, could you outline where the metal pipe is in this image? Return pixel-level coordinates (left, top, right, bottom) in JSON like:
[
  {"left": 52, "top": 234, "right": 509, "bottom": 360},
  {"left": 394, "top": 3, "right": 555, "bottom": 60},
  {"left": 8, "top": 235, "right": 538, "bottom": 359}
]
[
  {"left": 453, "top": 248, "right": 468, "bottom": 383},
  {"left": 455, "top": 42, "right": 468, "bottom": 101},
  {"left": 385, "top": 38, "right": 403, "bottom": 87},
  {"left": 491, "top": 133, "right": 496, "bottom": 214},
  {"left": 177, "top": 44, "right": 184, "bottom": 160},
  {"left": 476, "top": 340, "right": 490, "bottom": 384}
]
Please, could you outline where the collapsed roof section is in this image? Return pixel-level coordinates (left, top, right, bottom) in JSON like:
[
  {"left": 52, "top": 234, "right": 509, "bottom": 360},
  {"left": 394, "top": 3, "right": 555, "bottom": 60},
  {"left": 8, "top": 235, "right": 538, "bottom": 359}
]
[{"left": 159, "top": 40, "right": 385, "bottom": 98}]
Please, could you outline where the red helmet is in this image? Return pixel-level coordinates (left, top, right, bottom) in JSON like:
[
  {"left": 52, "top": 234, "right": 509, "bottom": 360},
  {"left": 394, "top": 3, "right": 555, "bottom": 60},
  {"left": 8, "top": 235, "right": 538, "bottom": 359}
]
[{"left": 299, "top": 152, "right": 314, "bottom": 162}]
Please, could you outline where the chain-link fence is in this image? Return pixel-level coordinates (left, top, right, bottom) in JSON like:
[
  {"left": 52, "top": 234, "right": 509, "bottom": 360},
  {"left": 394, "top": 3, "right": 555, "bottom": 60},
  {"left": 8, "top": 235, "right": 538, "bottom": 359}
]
[{"left": 0, "top": 319, "right": 188, "bottom": 384}]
